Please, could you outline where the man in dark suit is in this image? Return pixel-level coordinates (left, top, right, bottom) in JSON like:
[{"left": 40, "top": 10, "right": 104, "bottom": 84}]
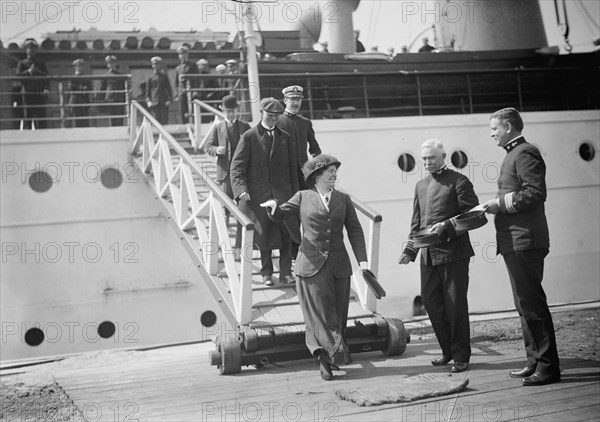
[
  {"left": 399, "top": 139, "right": 479, "bottom": 373},
  {"left": 278, "top": 85, "right": 322, "bottom": 191},
  {"left": 206, "top": 95, "right": 251, "bottom": 254},
  {"left": 230, "top": 97, "right": 299, "bottom": 285},
  {"left": 483, "top": 107, "right": 560, "bottom": 386},
  {"left": 100, "top": 55, "right": 126, "bottom": 126},
  {"left": 146, "top": 56, "right": 172, "bottom": 125},
  {"left": 16, "top": 38, "right": 49, "bottom": 129},
  {"left": 174, "top": 45, "right": 198, "bottom": 124}
]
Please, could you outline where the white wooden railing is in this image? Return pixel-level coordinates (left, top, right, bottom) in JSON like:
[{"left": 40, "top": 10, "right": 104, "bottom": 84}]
[
  {"left": 347, "top": 194, "right": 383, "bottom": 313},
  {"left": 190, "top": 100, "right": 226, "bottom": 152},
  {"left": 129, "top": 101, "right": 255, "bottom": 325}
]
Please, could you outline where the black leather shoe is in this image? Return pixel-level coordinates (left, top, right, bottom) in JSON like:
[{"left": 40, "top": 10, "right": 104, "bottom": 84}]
[
  {"left": 450, "top": 362, "right": 469, "bottom": 373},
  {"left": 318, "top": 355, "right": 333, "bottom": 381},
  {"left": 522, "top": 371, "right": 561, "bottom": 386},
  {"left": 431, "top": 356, "right": 452, "bottom": 366},
  {"left": 510, "top": 366, "right": 536, "bottom": 378},
  {"left": 280, "top": 275, "right": 296, "bottom": 284}
]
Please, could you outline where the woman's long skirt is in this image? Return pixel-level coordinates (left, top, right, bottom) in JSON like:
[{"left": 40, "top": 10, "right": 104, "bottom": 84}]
[{"left": 296, "top": 262, "right": 352, "bottom": 365}]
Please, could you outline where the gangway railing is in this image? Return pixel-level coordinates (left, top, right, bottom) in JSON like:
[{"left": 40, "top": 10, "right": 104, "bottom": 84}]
[
  {"left": 0, "top": 74, "right": 131, "bottom": 129},
  {"left": 129, "top": 100, "right": 255, "bottom": 326},
  {"left": 189, "top": 99, "right": 226, "bottom": 153}
]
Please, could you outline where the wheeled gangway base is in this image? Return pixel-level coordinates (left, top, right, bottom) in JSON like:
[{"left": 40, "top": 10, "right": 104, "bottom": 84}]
[{"left": 209, "top": 316, "right": 409, "bottom": 375}]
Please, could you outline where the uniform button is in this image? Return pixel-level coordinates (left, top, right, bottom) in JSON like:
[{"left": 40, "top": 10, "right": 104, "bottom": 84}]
[
  {"left": 327, "top": 229, "right": 331, "bottom": 233},
  {"left": 327, "top": 219, "right": 331, "bottom": 222},
  {"left": 326, "top": 240, "right": 330, "bottom": 243}
]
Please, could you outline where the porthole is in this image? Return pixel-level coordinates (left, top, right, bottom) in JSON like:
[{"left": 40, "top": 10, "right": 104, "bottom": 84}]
[
  {"left": 579, "top": 142, "right": 595, "bottom": 162},
  {"left": 200, "top": 310, "right": 217, "bottom": 327},
  {"left": 397, "top": 153, "right": 416, "bottom": 172},
  {"left": 28, "top": 171, "right": 53, "bottom": 193},
  {"left": 24, "top": 327, "right": 44, "bottom": 346},
  {"left": 451, "top": 150, "right": 469, "bottom": 169},
  {"left": 98, "top": 321, "right": 116, "bottom": 339},
  {"left": 100, "top": 167, "right": 124, "bottom": 189}
]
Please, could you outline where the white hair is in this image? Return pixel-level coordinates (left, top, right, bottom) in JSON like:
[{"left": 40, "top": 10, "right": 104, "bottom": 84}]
[{"left": 421, "top": 139, "right": 445, "bottom": 155}]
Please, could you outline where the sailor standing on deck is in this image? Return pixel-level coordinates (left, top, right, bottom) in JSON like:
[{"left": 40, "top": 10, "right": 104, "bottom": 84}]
[
  {"left": 69, "top": 58, "right": 91, "bottom": 127},
  {"left": 100, "top": 55, "right": 126, "bottom": 126},
  {"left": 399, "top": 139, "right": 479, "bottom": 373},
  {"left": 16, "top": 38, "right": 49, "bottom": 129},
  {"left": 174, "top": 45, "right": 198, "bottom": 124},
  {"left": 146, "top": 56, "right": 173, "bottom": 125},
  {"left": 483, "top": 107, "right": 560, "bottom": 386}
]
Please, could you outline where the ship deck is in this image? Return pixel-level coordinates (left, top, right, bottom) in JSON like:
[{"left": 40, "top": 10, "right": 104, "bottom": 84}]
[{"left": 7, "top": 329, "right": 598, "bottom": 422}]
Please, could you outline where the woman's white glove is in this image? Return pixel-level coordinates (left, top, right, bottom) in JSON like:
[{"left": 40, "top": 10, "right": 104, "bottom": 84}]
[
  {"left": 359, "top": 261, "right": 368, "bottom": 271},
  {"left": 259, "top": 199, "right": 277, "bottom": 215}
]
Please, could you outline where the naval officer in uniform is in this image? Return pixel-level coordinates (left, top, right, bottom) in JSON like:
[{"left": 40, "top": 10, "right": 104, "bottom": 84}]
[
  {"left": 278, "top": 85, "right": 322, "bottom": 190},
  {"left": 483, "top": 107, "right": 560, "bottom": 386}
]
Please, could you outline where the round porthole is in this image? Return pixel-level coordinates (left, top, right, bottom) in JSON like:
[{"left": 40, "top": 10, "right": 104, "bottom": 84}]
[
  {"left": 24, "top": 327, "right": 45, "bottom": 346},
  {"left": 200, "top": 311, "right": 217, "bottom": 327},
  {"left": 98, "top": 321, "right": 116, "bottom": 339},
  {"left": 100, "top": 167, "right": 124, "bottom": 189},
  {"left": 579, "top": 142, "right": 595, "bottom": 162},
  {"left": 397, "top": 153, "right": 416, "bottom": 172},
  {"left": 451, "top": 150, "right": 469, "bottom": 169},
  {"left": 28, "top": 171, "right": 53, "bottom": 193}
]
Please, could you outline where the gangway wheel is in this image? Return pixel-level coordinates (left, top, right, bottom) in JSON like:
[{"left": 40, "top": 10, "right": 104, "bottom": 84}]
[
  {"left": 382, "top": 318, "right": 408, "bottom": 356},
  {"left": 210, "top": 339, "right": 242, "bottom": 375}
]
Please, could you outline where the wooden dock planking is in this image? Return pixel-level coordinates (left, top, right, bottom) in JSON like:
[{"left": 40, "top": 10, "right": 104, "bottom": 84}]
[{"left": 47, "top": 337, "right": 600, "bottom": 422}]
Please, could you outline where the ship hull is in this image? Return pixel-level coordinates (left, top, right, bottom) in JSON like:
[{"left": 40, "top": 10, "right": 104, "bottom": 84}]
[{"left": 1, "top": 111, "right": 598, "bottom": 362}]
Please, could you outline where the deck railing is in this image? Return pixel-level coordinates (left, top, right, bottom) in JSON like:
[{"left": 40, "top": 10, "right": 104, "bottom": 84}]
[
  {"left": 0, "top": 74, "right": 131, "bottom": 129},
  {"left": 180, "top": 66, "right": 598, "bottom": 123}
]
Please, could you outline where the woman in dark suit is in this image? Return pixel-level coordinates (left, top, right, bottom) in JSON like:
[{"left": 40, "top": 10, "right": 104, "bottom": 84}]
[{"left": 261, "top": 154, "right": 368, "bottom": 380}]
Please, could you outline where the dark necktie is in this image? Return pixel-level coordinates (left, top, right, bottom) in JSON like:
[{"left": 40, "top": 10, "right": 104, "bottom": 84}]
[{"left": 265, "top": 129, "right": 273, "bottom": 151}]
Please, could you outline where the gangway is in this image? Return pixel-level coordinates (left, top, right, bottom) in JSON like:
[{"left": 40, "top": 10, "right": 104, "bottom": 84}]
[{"left": 129, "top": 101, "right": 409, "bottom": 374}]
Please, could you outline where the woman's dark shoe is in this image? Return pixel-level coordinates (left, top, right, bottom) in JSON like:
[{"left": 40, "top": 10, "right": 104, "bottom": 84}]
[
  {"left": 450, "top": 362, "right": 469, "bottom": 373},
  {"left": 318, "top": 355, "right": 333, "bottom": 380}
]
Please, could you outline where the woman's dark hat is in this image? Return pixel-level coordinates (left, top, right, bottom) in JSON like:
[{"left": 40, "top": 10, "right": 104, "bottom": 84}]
[
  {"left": 220, "top": 95, "right": 238, "bottom": 110},
  {"left": 412, "top": 228, "right": 441, "bottom": 248},
  {"left": 452, "top": 210, "right": 487, "bottom": 232},
  {"left": 362, "top": 269, "right": 386, "bottom": 299},
  {"left": 302, "top": 154, "right": 341, "bottom": 181}
]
